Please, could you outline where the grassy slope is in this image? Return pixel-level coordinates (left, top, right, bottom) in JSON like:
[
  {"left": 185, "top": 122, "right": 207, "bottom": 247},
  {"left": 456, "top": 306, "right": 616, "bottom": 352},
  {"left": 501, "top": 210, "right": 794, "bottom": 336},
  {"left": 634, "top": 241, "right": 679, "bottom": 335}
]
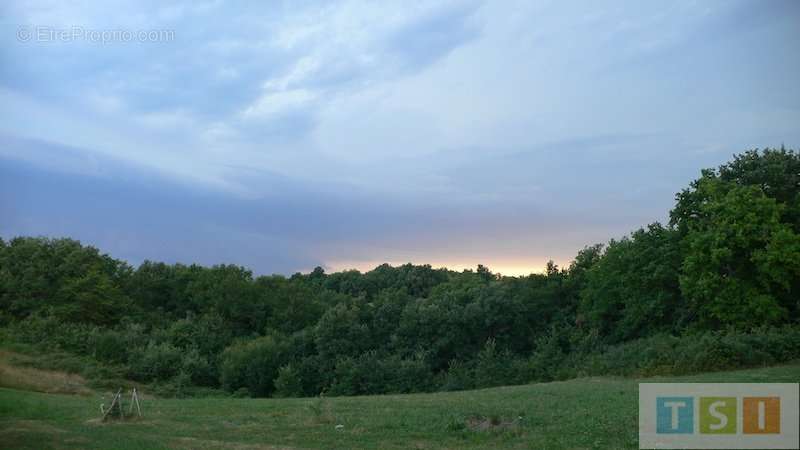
[
  {"left": 0, "top": 350, "right": 93, "bottom": 396},
  {"left": 1, "top": 363, "right": 799, "bottom": 450}
]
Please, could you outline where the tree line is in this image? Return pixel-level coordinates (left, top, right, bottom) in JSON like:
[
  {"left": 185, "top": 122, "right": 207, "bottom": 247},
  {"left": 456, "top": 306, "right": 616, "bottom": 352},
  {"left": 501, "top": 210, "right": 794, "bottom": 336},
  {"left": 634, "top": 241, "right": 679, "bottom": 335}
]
[{"left": 1, "top": 148, "right": 799, "bottom": 397}]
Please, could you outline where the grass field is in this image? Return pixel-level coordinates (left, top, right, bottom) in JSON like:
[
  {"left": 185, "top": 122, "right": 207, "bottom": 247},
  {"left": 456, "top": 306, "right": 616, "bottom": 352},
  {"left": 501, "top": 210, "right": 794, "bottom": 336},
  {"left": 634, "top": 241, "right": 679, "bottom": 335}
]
[{"left": 1, "top": 361, "right": 798, "bottom": 450}]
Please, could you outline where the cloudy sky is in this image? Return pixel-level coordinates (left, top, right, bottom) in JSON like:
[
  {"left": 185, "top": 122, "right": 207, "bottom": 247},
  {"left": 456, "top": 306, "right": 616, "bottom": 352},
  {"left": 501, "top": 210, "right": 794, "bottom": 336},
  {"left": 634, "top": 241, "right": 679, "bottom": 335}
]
[{"left": 1, "top": 0, "right": 799, "bottom": 275}]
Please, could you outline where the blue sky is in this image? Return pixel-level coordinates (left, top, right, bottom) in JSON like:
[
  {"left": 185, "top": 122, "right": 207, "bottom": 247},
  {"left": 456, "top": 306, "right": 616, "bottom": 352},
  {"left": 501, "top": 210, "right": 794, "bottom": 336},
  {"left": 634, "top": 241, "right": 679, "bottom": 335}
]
[{"left": 1, "top": 0, "right": 799, "bottom": 275}]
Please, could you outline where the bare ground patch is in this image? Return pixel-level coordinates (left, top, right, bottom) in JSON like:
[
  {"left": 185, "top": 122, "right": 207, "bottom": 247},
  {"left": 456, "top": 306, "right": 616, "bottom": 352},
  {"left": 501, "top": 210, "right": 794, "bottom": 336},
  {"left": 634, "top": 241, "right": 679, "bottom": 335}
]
[{"left": 464, "top": 415, "right": 519, "bottom": 432}]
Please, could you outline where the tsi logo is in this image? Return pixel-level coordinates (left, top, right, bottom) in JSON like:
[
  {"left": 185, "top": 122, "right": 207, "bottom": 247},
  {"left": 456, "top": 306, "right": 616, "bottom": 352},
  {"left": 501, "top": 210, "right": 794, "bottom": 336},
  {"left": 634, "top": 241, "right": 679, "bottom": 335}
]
[
  {"left": 640, "top": 383, "right": 798, "bottom": 449},
  {"left": 657, "top": 396, "right": 780, "bottom": 434}
]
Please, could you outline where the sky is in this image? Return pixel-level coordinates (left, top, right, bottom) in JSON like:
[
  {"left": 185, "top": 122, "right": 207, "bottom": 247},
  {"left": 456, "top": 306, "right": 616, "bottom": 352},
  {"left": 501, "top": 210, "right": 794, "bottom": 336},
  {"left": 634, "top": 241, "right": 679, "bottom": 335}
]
[{"left": 1, "top": 0, "right": 799, "bottom": 276}]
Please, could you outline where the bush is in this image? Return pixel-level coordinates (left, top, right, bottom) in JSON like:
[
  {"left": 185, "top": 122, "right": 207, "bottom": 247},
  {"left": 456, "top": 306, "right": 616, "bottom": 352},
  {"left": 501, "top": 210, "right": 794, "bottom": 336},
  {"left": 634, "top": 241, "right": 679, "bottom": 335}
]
[
  {"left": 391, "top": 352, "right": 434, "bottom": 393},
  {"left": 128, "top": 341, "right": 183, "bottom": 382},
  {"left": 439, "top": 359, "right": 474, "bottom": 391},
  {"left": 151, "top": 371, "right": 193, "bottom": 398},
  {"left": 165, "top": 313, "right": 232, "bottom": 361},
  {"left": 181, "top": 347, "right": 217, "bottom": 387},
  {"left": 89, "top": 329, "right": 131, "bottom": 363},
  {"left": 88, "top": 323, "right": 147, "bottom": 364},
  {"left": 328, "top": 352, "right": 382, "bottom": 396},
  {"left": 474, "top": 338, "right": 516, "bottom": 388},
  {"left": 328, "top": 351, "right": 433, "bottom": 396},
  {"left": 569, "top": 326, "right": 800, "bottom": 377},
  {"left": 273, "top": 364, "right": 304, "bottom": 398},
  {"left": 526, "top": 329, "right": 568, "bottom": 382},
  {"left": 5, "top": 313, "right": 94, "bottom": 353},
  {"left": 291, "top": 355, "right": 334, "bottom": 397},
  {"left": 220, "top": 335, "right": 287, "bottom": 397}
]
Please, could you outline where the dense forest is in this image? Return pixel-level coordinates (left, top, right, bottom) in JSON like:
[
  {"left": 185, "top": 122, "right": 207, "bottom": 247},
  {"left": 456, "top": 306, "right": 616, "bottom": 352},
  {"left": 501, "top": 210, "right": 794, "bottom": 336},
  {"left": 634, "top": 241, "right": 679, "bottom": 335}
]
[{"left": 1, "top": 148, "right": 799, "bottom": 398}]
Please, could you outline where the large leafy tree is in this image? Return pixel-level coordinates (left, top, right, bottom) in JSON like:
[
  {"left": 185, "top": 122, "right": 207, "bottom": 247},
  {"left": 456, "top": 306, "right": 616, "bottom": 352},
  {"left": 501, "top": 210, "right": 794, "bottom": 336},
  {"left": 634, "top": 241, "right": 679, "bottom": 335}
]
[
  {"left": 186, "top": 264, "right": 264, "bottom": 335},
  {"left": 670, "top": 148, "right": 800, "bottom": 328},
  {"left": 678, "top": 179, "right": 799, "bottom": 328},
  {"left": 579, "top": 223, "right": 683, "bottom": 342},
  {"left": 671, "top": 147, "right": 800, "bottom": 235},
  {"left": 258, "top": 275, "right": 328, "bottom": 334},
  {"left": 0, "top": 237, "right": 132, "bottom": 323},
  {"left": 125, "top": 261, "right": 194, "bottom": 318},
  {"left": 55, "top": 268, "right": 130, "bottom": 325}
]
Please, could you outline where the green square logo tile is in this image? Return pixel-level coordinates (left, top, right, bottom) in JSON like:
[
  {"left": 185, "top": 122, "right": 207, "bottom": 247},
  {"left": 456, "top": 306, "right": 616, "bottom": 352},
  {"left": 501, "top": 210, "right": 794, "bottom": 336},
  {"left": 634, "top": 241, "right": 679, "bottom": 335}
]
[{"left": 699, "top": 397, "right": 737, "bottom": 434}]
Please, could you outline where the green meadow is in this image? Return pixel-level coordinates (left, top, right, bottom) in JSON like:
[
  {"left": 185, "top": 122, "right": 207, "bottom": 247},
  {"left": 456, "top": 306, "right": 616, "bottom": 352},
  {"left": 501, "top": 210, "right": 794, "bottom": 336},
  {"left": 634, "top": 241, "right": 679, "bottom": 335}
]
[{"left": 2, "top": 361, "right": 798, "bottom": 450}]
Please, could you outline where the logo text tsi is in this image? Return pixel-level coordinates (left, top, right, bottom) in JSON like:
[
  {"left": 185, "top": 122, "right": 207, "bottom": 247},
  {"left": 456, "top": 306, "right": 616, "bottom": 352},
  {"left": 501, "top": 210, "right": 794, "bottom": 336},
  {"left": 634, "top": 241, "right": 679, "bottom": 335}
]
[
  {"left": 639, "top": 383, "right": 799, "bottom": 449},
  {"left": 656, "top": 396, "right": 780, "bottom": 434}
]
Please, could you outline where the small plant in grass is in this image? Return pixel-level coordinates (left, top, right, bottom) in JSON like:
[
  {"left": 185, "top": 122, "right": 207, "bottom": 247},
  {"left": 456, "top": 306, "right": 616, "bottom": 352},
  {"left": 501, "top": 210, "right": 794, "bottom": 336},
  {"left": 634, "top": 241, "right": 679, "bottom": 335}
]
[
  {"left": 308, "top": 391, "right": 334, "bottom": 424},
  {"left": 445, "top": 416, "right": 466, "bottom": 432}
]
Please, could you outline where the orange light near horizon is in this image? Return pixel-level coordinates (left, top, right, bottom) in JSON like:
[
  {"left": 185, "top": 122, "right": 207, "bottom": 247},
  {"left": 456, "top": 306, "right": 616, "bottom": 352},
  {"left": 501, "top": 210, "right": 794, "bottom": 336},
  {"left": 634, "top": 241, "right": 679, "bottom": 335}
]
[{"left": 322, "top": 258, "right": 567, "bottom": 277}]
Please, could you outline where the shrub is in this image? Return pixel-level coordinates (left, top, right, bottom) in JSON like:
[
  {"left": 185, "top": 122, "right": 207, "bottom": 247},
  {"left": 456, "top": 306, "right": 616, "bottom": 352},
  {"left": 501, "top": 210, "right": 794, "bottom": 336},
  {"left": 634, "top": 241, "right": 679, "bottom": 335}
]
[
  {"left": 328, "top": 351, "right": 433, "bottom": 396},
  {"left": 220, "top": 335, "right": 287, "bottom": 397},
  {"left": 88, "top": 324, "right": 147, "bottom": 364},
  {"left": 439, "top": 359, "right": 474, "bottom": 392},
  {"left": 474, "top": 338, "right": 516, "bottom": 388},
  {"left": 273, "top": 364, "right": 304, "bottom": 398},
  {"left": 181, "top": 347, "right": 217, "bottom": 387},
  {"left": 391, "top": 352, "right": 434, "bottom": 393},
  {"left": 88, "top": 329, "right": 129, "bottom": 363},
  {"left": 569, "top": 326, "right": 800, "bottom": 377},
  {"left": 328, "top": 353, "right": 381, "bottom": 396},
  {"left": 6, "top": 312, "right": 94, "bottom": 353},
  {"left": 527, "top": 330, "right": 568, "bottom": 381},
  {"left": 128, "top": 341, "right": 183, "bottom": 382}
]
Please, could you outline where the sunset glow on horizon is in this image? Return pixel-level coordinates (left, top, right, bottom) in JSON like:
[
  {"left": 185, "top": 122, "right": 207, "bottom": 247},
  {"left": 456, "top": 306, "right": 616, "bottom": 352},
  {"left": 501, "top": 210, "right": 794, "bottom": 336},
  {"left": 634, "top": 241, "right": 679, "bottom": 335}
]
[{"left": 322, "top": 258, "right": 567, "bottom": 277}]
